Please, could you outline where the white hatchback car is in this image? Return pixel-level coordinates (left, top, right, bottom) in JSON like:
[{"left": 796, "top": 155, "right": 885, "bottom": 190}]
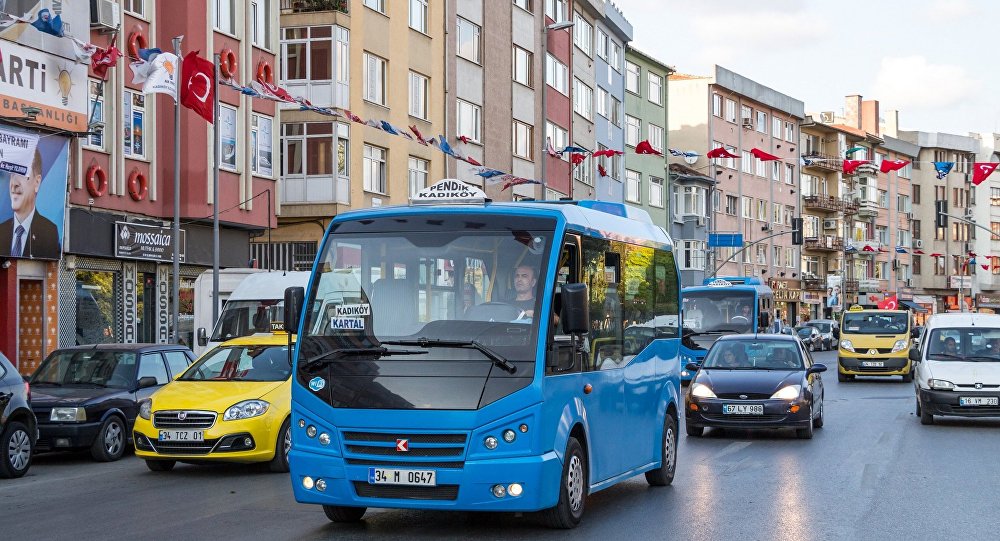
[{"left": 911, "top": 313, "right": 1000, "bottom": 425}]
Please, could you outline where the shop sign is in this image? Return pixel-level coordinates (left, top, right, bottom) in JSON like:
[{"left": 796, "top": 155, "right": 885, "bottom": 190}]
[
  {"left": 858, "top": 278, "right": 880, "bottom": 292},
  {"left": 950, "top": 276, "right": 973, "bottom": 289},
  {"left": 0, "top": 41, "right": 89, "bottom": 132},
  {"left": 978, "top": 294, "right": 1000, "bottom": 308},
  {"left": 774, "top": 288, "right": 802, "bottom": 302},
  {"left": 802, "top": 292, "right": 821, "bottom": 304},
  {"left": 115, "top": 222, "right": 186, "bottom": 262},
  {"left": 900, "top": 287, "right": 913, "bottom": 301}
]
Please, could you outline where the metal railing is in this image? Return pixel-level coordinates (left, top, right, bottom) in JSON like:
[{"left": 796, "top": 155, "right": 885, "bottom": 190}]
[{"left": 280, "top": 0, "right": 349, "bottom": 14}]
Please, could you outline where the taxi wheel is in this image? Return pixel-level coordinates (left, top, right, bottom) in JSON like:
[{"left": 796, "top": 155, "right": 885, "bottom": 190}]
[
  {"left": 645, "top": 413, "right": 677, "bottom": 486},
  {"left": 268, "top": 417, "right": 292, "bottom": 473},
  {"left": 145, "top": 459, "right": 176, "bottom": 472},
  {"left": 902, "top": 371, "right": 913, "bottom": 383},
  {"left": 323, "top": 505, "right": 367, "bottom": 523},
  {"left": 90, "top": 416, "right": 126, "bottom": 462},
  {"left": 541, "top": 436, "right": 587, "bottom": 529},
  {"left": 838, "top": 371, "right": 853, "bottom": 383}
]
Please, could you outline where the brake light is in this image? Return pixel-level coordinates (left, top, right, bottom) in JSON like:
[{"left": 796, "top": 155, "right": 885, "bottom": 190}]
[{"left": 25, "top": 381, "right": 30, "bottom": 402}]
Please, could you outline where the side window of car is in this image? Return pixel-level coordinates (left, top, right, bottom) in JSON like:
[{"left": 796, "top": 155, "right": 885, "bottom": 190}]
[
  {"left": 163, "top": 351, "right": 191, "bottom": 378},
  {"left": 137, "top": 353, "right": 170, "bottom": 385}
]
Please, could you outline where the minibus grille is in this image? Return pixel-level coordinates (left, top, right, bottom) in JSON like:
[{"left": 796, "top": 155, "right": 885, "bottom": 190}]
[
  {"left": 341, "top": 430, "right": 468, "bottom": 466},
  {"left": 352, "top": 481, "right": 459, "bottom": 501}
]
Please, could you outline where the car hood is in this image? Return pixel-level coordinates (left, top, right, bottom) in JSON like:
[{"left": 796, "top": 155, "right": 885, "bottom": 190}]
[
  {"left": 925, "top": 360, "right": 1000, "bottom": 386},
  {"left": 151, "top": 380, "right": 288, "bottom": 413},
  {"left": 30, "top": 385, "right": 128, "bottom": 406},
  {"left": 697, "top": 369, "right": 801, "bottom": 395}
]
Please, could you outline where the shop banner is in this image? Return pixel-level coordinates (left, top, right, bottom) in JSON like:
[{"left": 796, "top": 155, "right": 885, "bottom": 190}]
[
  {"left": 0, "top": 1, "right": 90, "bottom": 62},
  {"left": 115, "top": 222, "right": 187, "bottom": 262},
  {"left": 0, "top": 125, "right": 67, "bottom": 260},
  {"left": 0, "top": 40, "right": 89, "bottom": 132},
  {"left": 826, "top": 275, "right": 843, "bottom": 312}
]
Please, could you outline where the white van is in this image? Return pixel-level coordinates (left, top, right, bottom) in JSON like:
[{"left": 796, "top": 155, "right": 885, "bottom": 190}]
[
  {"left": 195, "top": 270, "right": 311, "bottom": 356},
  {"left": 912, "top": 312, "right": 1000, "bottom": 425}
]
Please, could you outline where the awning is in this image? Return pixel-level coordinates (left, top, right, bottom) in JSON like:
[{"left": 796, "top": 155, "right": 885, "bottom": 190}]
[{"left": 899, "top": 300, "right": 928, "bottom": 313}]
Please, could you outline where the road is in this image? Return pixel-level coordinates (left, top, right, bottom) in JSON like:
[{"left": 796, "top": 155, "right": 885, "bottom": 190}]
[{"left": 3, "top": 349, "right": 1000, "bottom": 541}]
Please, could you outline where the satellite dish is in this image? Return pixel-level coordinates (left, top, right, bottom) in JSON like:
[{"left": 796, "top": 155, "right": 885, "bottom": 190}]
[{"left": 684, "top": 154, "right": 698, "bottom": 165}]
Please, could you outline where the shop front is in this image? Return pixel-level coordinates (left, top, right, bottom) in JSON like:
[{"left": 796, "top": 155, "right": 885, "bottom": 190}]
[
  {"left": 911, "top": 295, "right": 937, "bottom": 326},
  {"left": 802, "top": 291, "right": 823, "bottom": 321},
  {"left": 769, "top": 278, "right": 802, "bottom": 326},
  {"left": 978, "top": 293, "right": 1000, "bottom": 315}
]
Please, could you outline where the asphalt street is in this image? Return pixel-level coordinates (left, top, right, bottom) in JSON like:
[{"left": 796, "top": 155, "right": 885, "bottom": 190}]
[{"left": 3, "top": 349, "right": 1000, "bottom": 541}]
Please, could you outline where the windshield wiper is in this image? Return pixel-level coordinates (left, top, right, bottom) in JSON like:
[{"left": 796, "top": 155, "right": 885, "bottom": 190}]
[
  {"left": 32, "top": 381, "right": 62, "bottom": 386},
  {"left": 927, "top": 353, "right": 964, "bottom": 361},
  {"left": 381, "top": 338, "right": 518, "bottom": 374},
  {"left": 686, "top": 329, "right": 742, "bottom": 337},
  {"left": 301, "top": 346, "right": 425, "bottom": 372},
  {"left": 962, "top": 356, "right": 1000, "bottom": 362}
]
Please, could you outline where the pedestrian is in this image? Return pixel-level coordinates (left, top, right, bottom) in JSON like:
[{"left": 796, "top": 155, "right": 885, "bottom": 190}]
[{"left": 773, "top": 311, "right": 784, "bottom": 334}]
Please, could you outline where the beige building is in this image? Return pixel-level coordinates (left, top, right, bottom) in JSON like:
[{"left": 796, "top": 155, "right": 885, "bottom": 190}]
[{"left": 265, "top": 0, "right": 446, "bottom": 267}]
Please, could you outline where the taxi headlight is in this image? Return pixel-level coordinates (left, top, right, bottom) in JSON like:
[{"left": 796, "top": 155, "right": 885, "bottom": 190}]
[
  {"left": 770, "top": 385, "right": 802, "bottom": 400},
  {"left": 138, "top": 399, "right": 152, "bottom": 420},
  {"left": 929, "top": 379, "right": 955, "bottom": 391},
  {"left": 840, "top": 340, "right": 855, "bottom": 352},
  {"left": 891, "top": 340, "right": 908, "bottom": 353},
  {"left": 223, "top": 400, "right": 270, "bottom": 421},
  {"left": 50, "top": 407, "right": 86, "bottom": 422},
  {"left": 690, "top": 383, "right": 717, "bottom": 399}
]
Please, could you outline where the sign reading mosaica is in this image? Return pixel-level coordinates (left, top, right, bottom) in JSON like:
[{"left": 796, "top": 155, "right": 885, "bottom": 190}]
[{"left": 115, "top": 222, "right": 186, "bottom": 262}]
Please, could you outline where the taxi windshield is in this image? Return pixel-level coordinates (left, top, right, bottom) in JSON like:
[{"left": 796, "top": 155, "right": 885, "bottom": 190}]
[
  {"left": 181, "top": 344, "right": 292, "bottom": 381},
  {"left": 703, "top": 340, "right": 803, "bottom": 370},
  {"left": 842, "top": 312, "right": 908, "bottom": 334},
  {"left": 926, "top": 328, "right": 1000, "bottom": 361}
]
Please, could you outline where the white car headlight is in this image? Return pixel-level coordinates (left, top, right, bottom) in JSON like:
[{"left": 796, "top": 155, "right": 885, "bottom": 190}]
[
  {"left": 928, "top": 379, "right": 955, "bottom": 391},
  {"left": 690, "top": 382, "right": 717, "bottom": 399},
  {"left": 50, "top": 407, "right": 86, "bottom": 422},
  {"left": 138, "top": 399, "right": 152, "bottom": 420},
  {"left": 224, "top": 399, "right": 270, "bottom": 421},
  {"left": 840, "top": 340, "right": 855, "bottom": 352},
  {"left": 891, "top": 339, "right": 908, "bottom": 353},
  {"left": 770, "top": 385, "right": 802, "bottom": 400}
]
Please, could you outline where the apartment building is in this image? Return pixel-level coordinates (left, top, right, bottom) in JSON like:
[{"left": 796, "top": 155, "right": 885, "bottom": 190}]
[
  {"left": 0, "top": 1, "right": 279, "bottom": 370},
  {"left": 270, "top": 0, "right": 446, "bottom": 267},
  {"left": 668, "top": 66, "right": 804, "bottom": 320},
  {"left": 591, "top": 3, "right": 631, "bottom": 201},
  {"left": 569, "top": 1, "right": 600, "bottom": 199},
  {"left": 623, "top": 46, "right": 671, "bottom": 230},
  {"left": 971, "top": 132, "right": 1000, "bottom": 313}
]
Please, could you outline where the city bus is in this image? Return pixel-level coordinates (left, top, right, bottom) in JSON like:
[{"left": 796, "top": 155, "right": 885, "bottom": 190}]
[
  {"left": 837, "top": 305, "right": 913, "bottom": 382},
  {"left": 282, "top": 180, "right": 682, "bottom": 528},
  {"left": 679, "top": 277, "right": 774, "bottom": 382}
]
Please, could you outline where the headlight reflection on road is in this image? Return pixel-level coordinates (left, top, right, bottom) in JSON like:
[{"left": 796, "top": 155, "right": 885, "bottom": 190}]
[{"left": 772, "top": 453, "right": 807, "bottom": 537}]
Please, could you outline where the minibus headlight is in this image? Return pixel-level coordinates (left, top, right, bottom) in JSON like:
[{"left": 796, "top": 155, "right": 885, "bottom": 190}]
[
  {"left": 891, "top": 340, "right": 908, "bottom": 353},
  {"left": 840, "top": 340, "right": 855, "bottom": 352}
]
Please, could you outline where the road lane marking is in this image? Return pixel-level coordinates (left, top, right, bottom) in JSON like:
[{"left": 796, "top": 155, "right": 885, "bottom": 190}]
[{"left": 711, "top": 441, "right": 752, "bottom": 460}]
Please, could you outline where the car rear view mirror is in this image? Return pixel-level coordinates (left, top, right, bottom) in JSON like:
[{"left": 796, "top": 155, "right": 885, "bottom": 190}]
[
  {"left": 685, "top": 362, "right": 701, "bottom": 372},
  {"left": 560, "top": 283, "right": 589, "bottom": 335},
  {"left": 136, "top": 376, "right": 159, "bottom": 390},
  {"left": 284, "top": 286, "right": 305, "bottom": 335},
  {"left": 807, "top": 364, "right": 827, "bottom": 374},
  {"left": 909, "top": 349, "right": 921, "bottom": 362}
]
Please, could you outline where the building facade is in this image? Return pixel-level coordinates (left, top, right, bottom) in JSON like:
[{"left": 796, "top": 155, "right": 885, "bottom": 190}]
[
  {"left": 591, "top": 3, "right": 630, "bottom": 201},
  {"left": 623, "top": 45, "right": 671, "bottom": 230}
]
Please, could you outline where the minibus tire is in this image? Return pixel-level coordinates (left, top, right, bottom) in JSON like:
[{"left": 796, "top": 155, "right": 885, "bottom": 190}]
[
  {"left": 542, "top": 437, "right": 587, "bottom": 528},
  {"left": 645, "top": 413, "right": 677, "bottom": 486},
  {"left": 323, "top": 505, "right": 366, "bottom": 523}
]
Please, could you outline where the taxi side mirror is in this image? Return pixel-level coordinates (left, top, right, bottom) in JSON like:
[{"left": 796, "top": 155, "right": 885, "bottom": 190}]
[
  {"left": 909, "top": 348, "right": 921, "bottom": 363},
  {"left": 197, "top": 327, "right": 207, "bottom": 347}
]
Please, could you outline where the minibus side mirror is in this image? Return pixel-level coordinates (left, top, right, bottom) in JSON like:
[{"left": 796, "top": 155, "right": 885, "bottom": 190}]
[
  {"left": 560, "top": 283, "right": 589, "bottom": 335},
  {"left": 284, "top": 287, "right": 305, "bottom": 334},
  {"left": 197, "top": 327, "right": 208, "bottom": 347}
]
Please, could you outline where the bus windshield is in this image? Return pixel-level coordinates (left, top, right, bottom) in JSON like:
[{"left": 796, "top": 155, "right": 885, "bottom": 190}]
[
  {"left": 682, "top": 289, "right": 756, "bottom": 333},
  {"left": 841, "top": 312, "right": 908, "bottom": 334}
]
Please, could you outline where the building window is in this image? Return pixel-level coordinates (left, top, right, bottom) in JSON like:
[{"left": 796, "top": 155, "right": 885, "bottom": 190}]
[
  {"left": 574, "top": 152, "right": 593, "bottom": 186},
  {"left": 741, "top": 105, "right": 752, "bottom": 123},
  {"left": 281, "top": 122, "right": 349, "bottom": 203},
  {"left": 364, "top": 0, "right": 385, "bottom": 13},
  {"left": 363, "top": 144, "right": 387, "bottom": 194},
  {"left": 912, "top": 219, "right": 921, "bottom": 240},
  {"left": 991, "top": 187, "right": 1000, "bottom": 206},
  {"left": 214, "top": 0, "right": 235, "bottom": 34},
  {"left": 785, "top": 205, "right": 794, "bottom": 226},
  {"left": 772, "top": 117, "right": 781, "bottom": 138},
  {"left": 573, "top": 12, "right": 593, "bottom": 56},
  {"left": 679, "top": 241, "right": 706, "bottom": 271},
  {"left": 515, "top": 0, "right": 532, "bottom": 11},
  {"left": 610, "top": 95, "right": 622, "bottom": 127},
  {"left": 457, "top": 99, "right": 482, "bottom": 144},
  {"left": 741, "top": 150, "right": 752, "bottom": 174},
  {"left": 725, "top": 195, "right": 738, "bottom": 215},
  {"left": 625, "top": 61, "right": 640, "bottom": 94},
  {"left": 596, "top": 29, "right": 608, "bottom": 60},
  {"left": 545, "top": 122, "right": 569, "bottom": 162},
  {"left": 676, "top": 186, "right": 706, "bottom": 216},
  {"left": 251, "top": 1, "right": 271, "bottom": 48},
  {"left": 648, "top": 124, "right": 663, "bottom": 153},
  {"left": 647, "top": 72, "right": 662, "bottom": 105},
  {"left": 408, "top": 157, "right": 428, "bottom": 197},
  {"left": 725, "top": 98, "right": 736, "bottom": 123},
  {"left": 595, "top": 87, "right": 608, "bottom": 118},
  {"left": 624, "top": 115, "right": 640, "bottom": 147},
  {"left": 785, "top": 163, "right": 795, "bottom": 185},
  {"left": 712, "top": 93, "right": 722, "bottom": 117},
  {"left": 408, "top": 71, "right": 429, "bottom": 120},
  {"left": 755, "top": 156, "right": 767, "bottom": 177},
  {"left": 123, "top": 90, "right": 146, "bottom": 159},
  {"left": 250, "top": 114, "right": 273, "bottom": 177},
  {"left": 545, "top": 0, "right": 568, "bottom": 21},
  {"left": 625, "top": 170, "right": 641, "bottom": 203},
  {"left": 742, "top": 196, "right": 752, "bottom": 218},
  {"left": 609, "top": 42, "right": 621, "bottom": 72},
  {"left": 785, "top": 121, "right": 795, "bottom": 142},
  {"left": 755, "top": 244, "right": 767, "bottom": 265},
  {"left": 756, "top": 199, "right": 767, "bottom": 221},
  {"left": 85, "top": 80, "right": 105, "bottom": 150},
  {"left": 363, "top": 52, "right": 387, "bottom": 105},
  {"left": 282, "top": 26, "right": 349, "bottom": 108},
  {"left": 786, "top": 247, "right": 796, "bottom": 268},
  {"left": 912, "top": 256, "right": 921, "bottom": 275},
  {"left": 772, "top": 162, "right": 781, "bottom": 182},
  {"left": 123, "top": 0, "right": 145, "bottom": 16},
  {"left": 545, "top": 54, "right": 569, "bottom": 95},
  {"left": 756, "top": 110, "right": 767, "bottom": 132},
  {"left": 513, "top": 46, "right": 532, "bottom": 87},
  {"left": 218, "top": 105, "right": 237, "bottom": 171},
  {"left": 457, "top": 17, "right": 481, "bottom": 63},
  {"left": 573, "top": 78, "right": 592, "bottom": 120},
  {"left": 649, "top": 176, "right": 664, "bottom": 208},
  {"left": 409, "top": 0, "right": 428, "bottom": 33},
  {"left": 512, "top": 120, "right": 533, "bottom": 160}
]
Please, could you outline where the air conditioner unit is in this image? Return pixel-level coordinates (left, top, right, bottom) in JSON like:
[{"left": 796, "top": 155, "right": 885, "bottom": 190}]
[
  {"left": 820, "top": 112, "right": 835, "bottom": 123},
  {"left": 90, "top": 0, "right": 120, "bottom": 30},
  {"left": 904, "top": 278, "right": 913, "bottom": 287},
  {"left": 696, "top": 216, "right": 707, "bottom": 227},
  {"left": 823, "top": 219, "right": 837, "bottom": 230},
  {"left": 913, "top": 239, "right": 924, "bottom": 249},
  {"left": 742, "top": 118, "right": 753, "bottom": 129}
]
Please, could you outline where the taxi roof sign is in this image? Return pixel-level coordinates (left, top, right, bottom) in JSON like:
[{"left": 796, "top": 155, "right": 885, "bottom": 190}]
[
  {"left": 848, "top": 304, "right": 864, "bottom": 311},
  {"left": 706, "top": 278, "right": 733, "bottom": 287},
  {"left": 411, "top": 179, "right": 488, "bottom": 205}
]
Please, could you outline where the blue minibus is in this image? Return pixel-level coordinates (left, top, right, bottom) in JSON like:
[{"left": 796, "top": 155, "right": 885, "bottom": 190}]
[
  {"left": 282, "top": 180, "right": 682, "bottom": 528},
  {"left": 679, "top": 277, "right": 774, "bottom": 381}
]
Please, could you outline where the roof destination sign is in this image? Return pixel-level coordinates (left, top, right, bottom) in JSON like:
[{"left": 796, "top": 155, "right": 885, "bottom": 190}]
[{"left": 411, "top": 179, "right": 488, "bottom": 205}]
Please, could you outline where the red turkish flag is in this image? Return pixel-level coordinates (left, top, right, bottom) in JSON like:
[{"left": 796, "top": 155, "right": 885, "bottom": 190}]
[
  {"left": 879, "top": 159, "right": 910, "bottom": 173},
  {"left": 180, "top": 51, "right": 215, "bottom": 123},
  {"left": 707, "top": 147, "right": 739, "bottom": 159},
  {"left": 635, "top": 140, "right": 663, "bottom": 156},
  {"left": 843, "top": 160, "right": 871, "bottom": 174},
  {"left": 973, "top": 162, "right": 1000, "bottom": 185},
  {"left": 465, "top": 156, "right": 482, "bottom": 166},
  {"left": 593, "top": 149, "right": 623, "bottom": 158},
  {"left": 571, "top": 153, "right": 586, "bottom": 166},
  {"left": 877, "top": 295, "right": 898, "bottom": 310},
  {"left": 598, "top": 164, "right": 608, "bottom": 177},
  {"left": 913, "top": 249, "right": 925, "bottom": 255},
  {"left": 91, "top": 46, "right": 122, "bottom": 79},
  {"left": 983, "top": 264, "right": 991, "bottom": 270},
  {"left": 750, "top": 148, "right": 780, "bottom": 161}
]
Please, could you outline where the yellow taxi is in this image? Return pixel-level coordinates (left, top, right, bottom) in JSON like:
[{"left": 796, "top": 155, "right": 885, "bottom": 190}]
[{"left": 133, "top": 332, "right": 294, "bottom": 472}]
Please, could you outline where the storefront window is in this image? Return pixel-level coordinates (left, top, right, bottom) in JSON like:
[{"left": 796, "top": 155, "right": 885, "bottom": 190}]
[
  {"left": 174, "top": 276, "right": 196, "bottom": 347},
  {"left": 76, "top": 271, "right": 118, "bottom": 345}
]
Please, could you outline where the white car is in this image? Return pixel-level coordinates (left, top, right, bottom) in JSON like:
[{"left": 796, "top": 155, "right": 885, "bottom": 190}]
[{"left": 912, "top": 313, "right": 1000, "bottom": 425}]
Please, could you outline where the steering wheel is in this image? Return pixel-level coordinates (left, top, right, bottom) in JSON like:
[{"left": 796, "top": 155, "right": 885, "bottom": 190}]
[{"left": 465, "top": 302, "right": 525, "bottom": 322}]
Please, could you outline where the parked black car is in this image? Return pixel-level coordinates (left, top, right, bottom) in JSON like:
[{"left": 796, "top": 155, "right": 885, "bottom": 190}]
[
  {"left": 1, "top": 351, "right": 36, "bottom": 478},
  {"left": 29, "top": 344, "right": 194, "bottom": 462}
]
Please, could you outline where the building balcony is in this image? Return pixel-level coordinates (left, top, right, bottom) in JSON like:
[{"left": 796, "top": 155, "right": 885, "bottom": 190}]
[
  {"left": 280, "top": 0, "right": 349, "bottom": 14},
  {"left": 843, "top": 279, "right": 859, "bottom": 294},
  {"left": 804, "top": 236, "right": 843, "bottom": 252},
  {"left": 842, "top": 198, "right": 859, "bottom": 215},
  {"left": 846, "top": 239, "right": 883, "bottom": 256},
  {"left": 802, "top": 153, "right": 842, "bottom": 172},
  {"left": 802, "top": 194, "right": 842, "bottom": 213},
  {"left": 858, "top": 278, "right": 883, "bottom": 292},
  {"left": 802, "top": 276, "right": 827, "bottom": 290},
  {"left": 857, "top": 200, "right": 880, "bottom": 218}
]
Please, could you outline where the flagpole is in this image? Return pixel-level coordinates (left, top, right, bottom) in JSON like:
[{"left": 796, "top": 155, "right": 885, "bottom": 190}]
[
  {"left": 212, "top": 53, "right": 221, "bottom": 325},
  {"left": 172, "top": 36, "right": 183, "bottom": 344},
  {"left": 86, "top": 25, "right": 120, "bottom": 131}
]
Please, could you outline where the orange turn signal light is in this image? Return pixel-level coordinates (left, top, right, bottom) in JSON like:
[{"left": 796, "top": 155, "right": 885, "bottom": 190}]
[
  {"left": 789, "top": 404, "right": 800, "bottom": 413},
  {"left": 689, "top": 403, "right": 699, "bottom": 411}
]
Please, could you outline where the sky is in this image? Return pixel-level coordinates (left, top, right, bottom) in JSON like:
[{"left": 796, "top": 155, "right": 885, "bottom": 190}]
[{"left": 615, "top": 0, "right": 995, "bottom": 136}]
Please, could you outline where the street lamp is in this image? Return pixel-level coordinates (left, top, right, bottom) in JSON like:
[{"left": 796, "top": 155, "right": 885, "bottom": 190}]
[{"left": 540, "top": 20, "right": 575, "bottom": 200}]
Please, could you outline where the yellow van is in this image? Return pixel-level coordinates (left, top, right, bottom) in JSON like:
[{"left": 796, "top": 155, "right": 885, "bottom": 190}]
[{"left": 838, "top": 305, "right": 912, "bottom": 382}]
